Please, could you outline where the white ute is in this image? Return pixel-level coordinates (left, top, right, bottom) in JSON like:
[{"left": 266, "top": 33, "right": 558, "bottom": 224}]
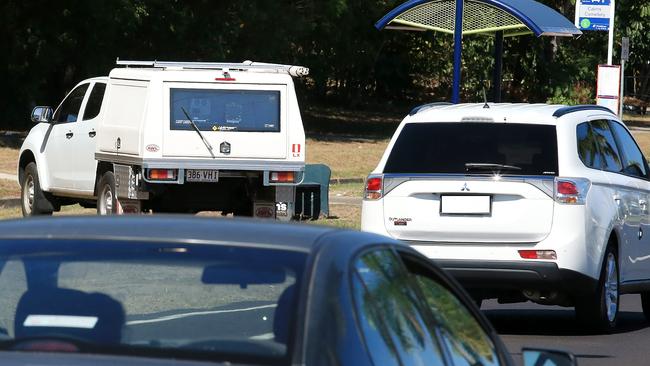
[{"left": 19, "top": 60, "right": 309, "bottom": 219}]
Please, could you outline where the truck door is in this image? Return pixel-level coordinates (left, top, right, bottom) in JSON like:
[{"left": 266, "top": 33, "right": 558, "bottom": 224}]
[
  {"left": 46, "top": 83, "right": 90, "bottom": 191},
  {"left": 73, "top": 82, "right": 107, "bottom": 192}
]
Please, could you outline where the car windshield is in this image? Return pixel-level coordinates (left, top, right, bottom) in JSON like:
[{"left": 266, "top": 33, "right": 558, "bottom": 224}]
[
  {"left": 0, "top": 239, "right": 306, "bottom": 363},
  {"left": 384, "top": 122, "right": 559, "bottom": 176}
]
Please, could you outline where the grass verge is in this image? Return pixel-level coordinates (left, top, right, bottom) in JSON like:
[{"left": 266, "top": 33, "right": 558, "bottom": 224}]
[{"left": 0, "top": 148, "right": 17, "bottom": 175}]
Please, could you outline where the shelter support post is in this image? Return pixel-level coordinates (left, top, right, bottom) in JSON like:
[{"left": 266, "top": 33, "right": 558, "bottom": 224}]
[
  {"left": 451, "top": 0, "right": 464, "bottom": 104},
  {"left": 492, "top": 31, "right": 504, "bottom": 103}
]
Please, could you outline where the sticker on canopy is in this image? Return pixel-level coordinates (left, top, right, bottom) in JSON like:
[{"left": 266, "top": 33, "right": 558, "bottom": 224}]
[
  {"left": 225, "top": 102, "right": 243, "bottom": 124},
  {"left": 24, "top": 315, "right": 98, "bottom": 329}
]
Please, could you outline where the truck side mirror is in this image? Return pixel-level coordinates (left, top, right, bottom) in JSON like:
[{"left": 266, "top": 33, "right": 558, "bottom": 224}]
[
  {"left": 522, "top": 348, "right": 577, "bottom": 366},
  {"left": 31, "top": 106, "right": 53, "bottom": 123}
]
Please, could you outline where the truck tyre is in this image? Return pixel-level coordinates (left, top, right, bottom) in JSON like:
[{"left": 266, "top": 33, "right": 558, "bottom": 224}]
[
  {"left": 97, "top": 171, "right": 117, "bottom": 215},
  {"left": 575, "top": 246, "right": 619, "bottom": 332},
  {"left": 21, "top": 162, "right": 55, "bottom": 217}
]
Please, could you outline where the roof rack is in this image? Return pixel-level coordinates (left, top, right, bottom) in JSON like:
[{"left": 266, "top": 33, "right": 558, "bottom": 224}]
[
  {"left": 115, "top": 59, "right": 309, "bottom": 78},
  {"left": 552, "top": 105, "right": 615, "bottom": 118}
]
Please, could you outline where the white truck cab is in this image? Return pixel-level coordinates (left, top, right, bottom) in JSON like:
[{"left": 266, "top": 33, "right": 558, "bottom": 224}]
[{"left": 19, "top": 60, "right": 309, "bottom": 219}]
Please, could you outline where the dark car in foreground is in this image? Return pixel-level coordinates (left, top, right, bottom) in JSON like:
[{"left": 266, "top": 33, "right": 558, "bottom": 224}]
[{"left": 0, "top": 216, "right": 573, "bottom": 366}]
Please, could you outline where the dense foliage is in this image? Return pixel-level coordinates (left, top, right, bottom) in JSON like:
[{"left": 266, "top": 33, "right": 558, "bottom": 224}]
[{"left": 1, "top": 0, "right": 649, "bottom": 130}]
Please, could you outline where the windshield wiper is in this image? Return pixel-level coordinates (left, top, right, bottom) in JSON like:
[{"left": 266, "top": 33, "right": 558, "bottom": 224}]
[
  {"left": 181, "top": 107, "right": 216, "bottom": 159},
  {"left": 465, "top": 163, "right": 522, "bottom": 172}
]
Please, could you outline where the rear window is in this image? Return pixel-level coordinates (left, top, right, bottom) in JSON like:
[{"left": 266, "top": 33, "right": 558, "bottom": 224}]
[
  {"left": 384, "top": 123, "right": 558, "bottom": 176},
  {"left": 170, "top": 89, "right": 280, "bottom": 132}
]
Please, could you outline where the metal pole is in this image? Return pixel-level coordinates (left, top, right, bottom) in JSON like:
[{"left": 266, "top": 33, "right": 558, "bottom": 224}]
[
  {"left": 492, "top": 31, "right": 504, "bottom": 103},
  {"left": 619, "top": 59, "right": 625, "bottom": 118},
  {"left": 607, "top": 0, "right": 615, "bottom": 65},
  {"left": 451, "top": 0, "right": 464, "bottom": 104}
]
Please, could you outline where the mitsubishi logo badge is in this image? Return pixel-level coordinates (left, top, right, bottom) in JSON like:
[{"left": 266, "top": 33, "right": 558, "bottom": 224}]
[{"left": 461, "top": 183, "right": 470, "bottom": 192}]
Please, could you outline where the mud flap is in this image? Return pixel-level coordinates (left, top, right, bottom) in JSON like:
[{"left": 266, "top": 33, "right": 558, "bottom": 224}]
[{"left": 275, "top": 186, "right": 295, "bottom": 221}]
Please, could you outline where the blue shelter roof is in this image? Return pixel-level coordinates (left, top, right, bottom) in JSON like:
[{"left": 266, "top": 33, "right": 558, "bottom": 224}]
[{"left": 375, "top": 0, "right": 581, "bottom": 37}]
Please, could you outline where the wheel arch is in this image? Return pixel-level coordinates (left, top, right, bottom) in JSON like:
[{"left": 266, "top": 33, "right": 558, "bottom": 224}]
[
  {"left": 18, "top": 150, "right": 37, "bottom": 184},
  {"left": 93, "top": 161, "right": 113, "bottom": 196}
]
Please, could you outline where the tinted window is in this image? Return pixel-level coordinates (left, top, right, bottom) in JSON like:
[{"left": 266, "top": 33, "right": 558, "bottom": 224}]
[
  {"left": 414, "top": 275, "right": 500, "bottom": 366},
  {"left": 170, "top": 89, "right": 280, "bottom": 132},
  {"left": 577, "top": 122, "right": 604, "bottom": 169},
  {"left": 384, "top": 123, "right": 558, "bottom": 176},
  {"left": 82, "top": 83, "right": 106, "bottom": 121},
  {"left": 53, "top": 84, "right": 89, "bottom": 123},
  {"left": 352, "top": 250, "right": 445, "bottom": 366},
  {"left": 610, "top": 121, "right": 648, "bottom": 178},
  {"left": 591, "top": 120, "right": 623, "bottom": 172}
]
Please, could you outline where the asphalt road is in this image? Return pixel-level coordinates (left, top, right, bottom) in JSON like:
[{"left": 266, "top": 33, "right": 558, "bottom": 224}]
[{"left": 482, "top": 295, "right": 650, "bottom": 366}]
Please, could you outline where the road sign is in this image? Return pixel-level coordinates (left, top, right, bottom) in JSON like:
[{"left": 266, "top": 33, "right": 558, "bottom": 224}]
[
  {"left": 622, "top": 37, "right": 630, "bottom": 61},
  {"left": 575, "top": 0, "right": 612, "bottom": 31},
  {"left": 597, "top": 64, "right": 621, "bottom": 113}
]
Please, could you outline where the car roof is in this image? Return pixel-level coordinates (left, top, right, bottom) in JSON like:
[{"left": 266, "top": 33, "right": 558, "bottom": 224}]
[
  {"left": 0, "top": 216, "right": 385, "bottom": 254},
  {"left": 406, "top": 103, "right": 617, "bottom": 125}
]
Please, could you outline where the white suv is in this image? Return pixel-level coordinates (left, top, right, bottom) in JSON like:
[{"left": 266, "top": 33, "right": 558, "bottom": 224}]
[{"left": 361, "top": 103, "right": 650, "bottom": 330}]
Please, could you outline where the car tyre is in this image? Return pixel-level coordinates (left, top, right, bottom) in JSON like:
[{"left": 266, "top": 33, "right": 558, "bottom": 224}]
[
  {"left": 21, "top": 162, "right": 55, "bottom": 217},
  {"left": 575, "top": 246, "right": 619, "bottom": 332},
  {"left": 97, "top": 171, "right": 118, "bottom": 215}
]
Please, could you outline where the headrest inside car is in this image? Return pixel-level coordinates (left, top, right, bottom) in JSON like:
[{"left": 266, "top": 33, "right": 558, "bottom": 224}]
[{"left": 14, "top": 288, "right": 125, "bottom": 344}]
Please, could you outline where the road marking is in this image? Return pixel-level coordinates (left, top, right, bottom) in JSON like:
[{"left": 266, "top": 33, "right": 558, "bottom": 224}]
[{"left": 126, "top": 304, "right": 277, "bottom": 326}]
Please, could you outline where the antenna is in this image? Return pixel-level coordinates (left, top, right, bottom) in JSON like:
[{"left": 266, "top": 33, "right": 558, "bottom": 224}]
[{"left": 482, "top": 88, "right": 490, "bottom": 109}]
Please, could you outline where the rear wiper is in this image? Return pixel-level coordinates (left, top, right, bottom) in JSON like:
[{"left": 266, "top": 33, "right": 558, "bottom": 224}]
[
  {"left": 181, "top": 107, "right": 216, "bottom": 159},
  {"left": 465, "top": 163, "right": 522, "bottom": 172}
]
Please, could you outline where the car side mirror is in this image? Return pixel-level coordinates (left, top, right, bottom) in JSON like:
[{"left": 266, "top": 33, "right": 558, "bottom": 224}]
[
  {"left": 522, "top": 348, "right": 577, "bottom": 366},
  {"left": 31, "top": 106, "right": 53, "bottom": 123}
]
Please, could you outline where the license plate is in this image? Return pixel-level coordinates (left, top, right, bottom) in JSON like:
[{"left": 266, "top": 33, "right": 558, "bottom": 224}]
[
  {"left": 440, "top": 195, "right": 491, "bottom": 215},
  {"left": 186, "top": 170, "right": 219, "bottom": 182}
]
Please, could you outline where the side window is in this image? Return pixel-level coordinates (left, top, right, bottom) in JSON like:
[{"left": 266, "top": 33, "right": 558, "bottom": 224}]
[
  {"left": 351, "top": 249, "right": 446, "bottom": 366},
  {"left": 577, "top": 122, "right": 604, "bottom": 169},
  {"left": 82, "top": 83, "right": 106, "bottom": 121},
  {"left": 609, "top": 121, "right": 648, "bottom": 178},
  {"left": 413, "top": 275, "right": 501, "bottom": 366},
  {"left": 591, "top": 120, "right": 623, "bottom": 173},
  {"left": 52, "top": 84, "right": 89, "bottom": 123}
]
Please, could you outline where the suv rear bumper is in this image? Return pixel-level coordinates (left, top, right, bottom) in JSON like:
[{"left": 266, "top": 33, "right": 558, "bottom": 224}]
[{"left": 434, "top": 259, "right": 598, "bottom": 297}]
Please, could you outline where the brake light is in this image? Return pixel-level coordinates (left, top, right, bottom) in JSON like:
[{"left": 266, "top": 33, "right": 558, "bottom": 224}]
[
  {"left": 270, "top": 171, "right": 295, "bottom": 183},
  {"left": 519, "top": 250, "right": 557, "bottom": 260},
  {"left": 554, "top": 178, "right": 590, "bottom": 205},
  {"left": 147, "top": 169, "right": 178, "bottom": 181},
  {"left": 364, "top": 176, "right": 383, "bottom": 200}
]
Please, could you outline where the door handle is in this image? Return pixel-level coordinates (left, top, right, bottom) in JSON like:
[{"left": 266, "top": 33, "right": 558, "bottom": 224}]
[
  {"left": 65, "top": 131, "right": 73, "bottom": 139},
  {"left": 88, "top": 130, "right": 96, "bottom": 138}
]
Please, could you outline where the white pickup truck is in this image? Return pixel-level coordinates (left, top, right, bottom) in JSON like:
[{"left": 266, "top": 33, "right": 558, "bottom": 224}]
[{"left": 19, "top": 60, "right": 310, "bottom": 219}]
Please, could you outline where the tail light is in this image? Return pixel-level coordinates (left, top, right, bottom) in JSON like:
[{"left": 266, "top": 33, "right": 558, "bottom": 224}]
[
  {"left": 147, "top": 169, "right": 178, "bottom": 181},
  {"left": 364, "top": 175, "right": 383, "bottom": 200},
  {"left": 270, "top": 171, "right": 296, "bottom": 183},
  {"left": 554, "top": 178, "right": 590, "bottom": 205}
]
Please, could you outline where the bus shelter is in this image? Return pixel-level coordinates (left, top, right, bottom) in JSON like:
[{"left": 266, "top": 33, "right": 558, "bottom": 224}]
[{"left": 375, "top": 0, "right": 581, "bottom": 103}]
